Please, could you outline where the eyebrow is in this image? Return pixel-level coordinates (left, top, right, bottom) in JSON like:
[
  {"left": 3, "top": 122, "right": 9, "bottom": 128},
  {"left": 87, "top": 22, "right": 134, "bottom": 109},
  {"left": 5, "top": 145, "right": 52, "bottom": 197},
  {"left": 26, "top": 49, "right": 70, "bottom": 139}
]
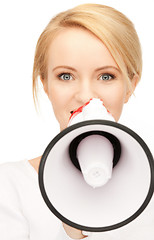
[
  {"left": 95, "top": 66, "right": 121, "bottom": 72},
  {"left": 52, "top": 66, "right": 77, "bottom": 72},
  {"left": 52, "top": 65, "right": 120, "bottom": 72}
]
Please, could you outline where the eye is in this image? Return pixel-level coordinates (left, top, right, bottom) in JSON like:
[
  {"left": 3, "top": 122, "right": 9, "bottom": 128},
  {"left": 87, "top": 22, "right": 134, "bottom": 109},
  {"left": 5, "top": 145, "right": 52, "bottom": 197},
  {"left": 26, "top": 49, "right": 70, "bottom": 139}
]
[
  {"left": 99, "top": 73, "right": 115, "bottom": 81},
  {"left": 58, "top": 73, "right": 73, "bottom": 81}
]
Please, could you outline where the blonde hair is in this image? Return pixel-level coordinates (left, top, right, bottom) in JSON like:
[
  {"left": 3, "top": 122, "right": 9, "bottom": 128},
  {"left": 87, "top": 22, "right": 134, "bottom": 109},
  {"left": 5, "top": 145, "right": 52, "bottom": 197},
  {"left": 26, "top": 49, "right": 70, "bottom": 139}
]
[{"left": 33, "top": 3, "right": 142, "bottom": 104}]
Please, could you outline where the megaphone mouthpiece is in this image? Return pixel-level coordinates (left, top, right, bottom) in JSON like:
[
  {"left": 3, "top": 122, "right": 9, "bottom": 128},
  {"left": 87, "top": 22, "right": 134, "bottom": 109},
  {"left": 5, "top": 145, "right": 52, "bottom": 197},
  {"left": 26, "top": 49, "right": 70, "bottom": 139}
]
[{"left": 68, "top": 98, "right": 114, "bottom": 126}]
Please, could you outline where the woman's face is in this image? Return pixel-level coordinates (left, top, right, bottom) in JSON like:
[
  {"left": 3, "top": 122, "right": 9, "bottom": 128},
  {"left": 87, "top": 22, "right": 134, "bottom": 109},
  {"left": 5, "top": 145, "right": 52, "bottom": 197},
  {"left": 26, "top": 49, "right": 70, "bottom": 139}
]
[{"left": 44, "top": 28, "right": 135, "bottom": 130}]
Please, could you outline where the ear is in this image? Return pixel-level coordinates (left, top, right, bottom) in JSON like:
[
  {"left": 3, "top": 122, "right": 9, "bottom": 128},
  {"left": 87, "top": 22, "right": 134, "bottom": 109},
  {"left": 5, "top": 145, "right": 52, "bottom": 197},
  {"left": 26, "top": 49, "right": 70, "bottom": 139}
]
[{"left": 125, "top": 74, "right": 139, "bottom": 103}]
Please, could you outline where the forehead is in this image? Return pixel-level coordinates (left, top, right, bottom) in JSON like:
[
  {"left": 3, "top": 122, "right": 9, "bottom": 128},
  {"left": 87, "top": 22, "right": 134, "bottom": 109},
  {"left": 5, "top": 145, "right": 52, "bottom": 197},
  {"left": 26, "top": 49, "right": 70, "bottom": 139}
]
[{"left": 47, "top": 27, "right": 118, "bottom": 70}]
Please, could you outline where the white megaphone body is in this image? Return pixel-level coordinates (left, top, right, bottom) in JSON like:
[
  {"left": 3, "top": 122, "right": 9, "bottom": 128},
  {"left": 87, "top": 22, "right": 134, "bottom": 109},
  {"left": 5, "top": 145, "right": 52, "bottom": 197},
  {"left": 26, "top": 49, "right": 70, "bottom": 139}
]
[{"left": 39, "top": 98, "right": 154, "bottom": 233}]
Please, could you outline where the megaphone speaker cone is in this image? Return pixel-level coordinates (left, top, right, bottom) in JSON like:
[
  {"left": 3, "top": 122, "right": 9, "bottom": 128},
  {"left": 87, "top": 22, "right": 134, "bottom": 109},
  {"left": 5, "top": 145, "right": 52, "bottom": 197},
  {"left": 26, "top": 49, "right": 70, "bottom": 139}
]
[{"left": 39, "top": 119, "right": 154, "bottom": 232}]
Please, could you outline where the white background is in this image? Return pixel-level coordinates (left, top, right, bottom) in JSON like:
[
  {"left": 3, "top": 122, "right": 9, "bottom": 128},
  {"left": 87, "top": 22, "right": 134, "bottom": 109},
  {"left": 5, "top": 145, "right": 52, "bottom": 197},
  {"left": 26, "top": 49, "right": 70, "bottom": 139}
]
[{"left": 0, "top": 0, "right": 153, "bottom": 164}]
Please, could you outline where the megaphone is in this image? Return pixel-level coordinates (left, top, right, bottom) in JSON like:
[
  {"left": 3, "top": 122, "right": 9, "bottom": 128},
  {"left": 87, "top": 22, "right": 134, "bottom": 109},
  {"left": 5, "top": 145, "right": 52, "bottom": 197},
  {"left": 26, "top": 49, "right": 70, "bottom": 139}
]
[{"left": 39, "top": 98, "right": 154, "bottom": 233}]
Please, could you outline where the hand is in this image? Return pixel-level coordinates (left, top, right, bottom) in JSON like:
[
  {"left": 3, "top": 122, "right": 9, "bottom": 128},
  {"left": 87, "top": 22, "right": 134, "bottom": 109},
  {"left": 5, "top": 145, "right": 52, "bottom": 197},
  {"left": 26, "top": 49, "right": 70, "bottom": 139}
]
[{"left": 62, "top": 223, "right": 87, "bottom": 239}]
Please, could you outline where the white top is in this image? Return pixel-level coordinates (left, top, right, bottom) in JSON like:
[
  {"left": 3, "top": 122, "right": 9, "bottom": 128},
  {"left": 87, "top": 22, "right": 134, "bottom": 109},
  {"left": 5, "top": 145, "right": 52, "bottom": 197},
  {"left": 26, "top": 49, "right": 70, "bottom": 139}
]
[
  {"left": 0, "top": 160, "right": 61, "bottom": 240},
  {"left": 0, "top": 160, "right": 154, "bottom": 240}
]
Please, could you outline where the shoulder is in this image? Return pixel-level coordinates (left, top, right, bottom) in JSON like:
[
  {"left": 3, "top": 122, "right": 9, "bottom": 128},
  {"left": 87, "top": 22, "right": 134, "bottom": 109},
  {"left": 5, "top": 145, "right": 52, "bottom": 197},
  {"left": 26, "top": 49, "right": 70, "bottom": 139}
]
[
  {"left": 0, "top": 161, "right": 27, "bottom": 191},
  {"left": 0, "top": 161, "right": 20, "bottom": 178},
  {"left": 0, "top": 160, "right": 38, "bottom": 191},
  {"left": 0, "top": 162, "right": 25, "bottom": 209},
  {"left": 0, "top": 160, "right": 39, "bottom": 208},
  {"left": 0, "top": 156, "right": 41, "bottom": 177},
  {"left": 0, "top": 160, "right": 26, "bottom": 178}
]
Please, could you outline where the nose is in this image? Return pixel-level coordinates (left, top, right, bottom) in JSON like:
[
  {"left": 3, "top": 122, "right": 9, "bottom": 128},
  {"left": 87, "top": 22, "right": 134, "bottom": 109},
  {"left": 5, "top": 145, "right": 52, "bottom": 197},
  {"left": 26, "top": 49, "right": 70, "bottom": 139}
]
[{"left": 75, "top": 79, "right": 98, "bottom": 104}]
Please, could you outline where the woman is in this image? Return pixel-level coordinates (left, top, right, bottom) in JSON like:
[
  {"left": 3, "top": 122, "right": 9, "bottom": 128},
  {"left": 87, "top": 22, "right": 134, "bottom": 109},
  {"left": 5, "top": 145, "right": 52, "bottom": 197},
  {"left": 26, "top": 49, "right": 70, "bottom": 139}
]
[{"left": 0, "top": 3, "right": 153, "bottom": 240}]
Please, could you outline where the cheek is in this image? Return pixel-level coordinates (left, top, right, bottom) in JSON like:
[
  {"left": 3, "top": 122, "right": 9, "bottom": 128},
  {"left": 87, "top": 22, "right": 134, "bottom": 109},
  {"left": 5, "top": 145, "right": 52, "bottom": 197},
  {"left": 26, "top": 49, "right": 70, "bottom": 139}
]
[
  {"left": 46, "top": 83, "right": 72, "bottom": 129},
  {"left": 48, "top": 91, "right": 64, "bottom": 119},
  {"left": 111, "top": 97, "right": 125, "bottom": 121},
  {"left": 102, "top": 86, "right": 127, "bottom": 121},
  {"left": 47, "top": 81, "right": 66, "bottom": 107}
]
